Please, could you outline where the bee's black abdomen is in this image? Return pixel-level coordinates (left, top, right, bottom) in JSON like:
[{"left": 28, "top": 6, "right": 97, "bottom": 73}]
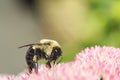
[
  {"left": 25, "top": 47, "right": 44, "bottom": 73},
  {"left": 26, "top": 47, "right": 35, "bottom": 72}
]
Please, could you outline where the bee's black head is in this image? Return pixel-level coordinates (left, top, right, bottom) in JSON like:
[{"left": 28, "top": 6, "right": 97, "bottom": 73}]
[{"left": 49, "top": 46, "right": 62, "bottom": 60}]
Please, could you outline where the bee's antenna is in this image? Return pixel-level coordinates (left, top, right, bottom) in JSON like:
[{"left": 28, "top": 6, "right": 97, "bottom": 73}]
[{"left": 56, "top": 55, "right": 63, "bottom": 64}]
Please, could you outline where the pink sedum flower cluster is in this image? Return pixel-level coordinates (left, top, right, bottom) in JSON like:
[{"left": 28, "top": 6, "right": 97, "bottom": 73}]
[
  {"left": 0, "top": 46, "right": 120, "bottom": 80},
  {"left": 75, "top": 46, "right": 120, "bottom": 80}
]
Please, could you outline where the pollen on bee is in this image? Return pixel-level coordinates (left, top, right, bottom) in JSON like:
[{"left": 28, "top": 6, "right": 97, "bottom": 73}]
[{"left": 33, "top": 55, "right": 37, "bottom": 62}]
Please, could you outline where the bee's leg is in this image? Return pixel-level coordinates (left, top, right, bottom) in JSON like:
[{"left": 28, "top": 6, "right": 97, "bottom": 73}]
[
  {"left": 51, "top": 60, "right": 56, "bottom": 66},
  {"left": 53, "top": 60, "right": 56, "bottom": 64},
  {"left": 33, "top": 62, "right": 38, "bottom": 74},
  {"left": 46, "top": 61, "right": 51, "bottom": 68},
  {"left": 27, "top": 65, "right": 32, "bottom": 73},
  {"left": 33, "top": 49, "right": 39, "bottom": 73}
]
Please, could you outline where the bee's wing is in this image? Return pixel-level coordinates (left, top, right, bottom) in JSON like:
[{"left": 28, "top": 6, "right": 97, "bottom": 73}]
[{"left": 18, "top": 43, "right": 42, "bottom": 48}]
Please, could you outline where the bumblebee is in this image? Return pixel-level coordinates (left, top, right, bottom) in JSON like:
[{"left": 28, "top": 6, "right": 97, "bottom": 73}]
[{"left": 19, "top": 39, "right": 62, "bottom": 73}]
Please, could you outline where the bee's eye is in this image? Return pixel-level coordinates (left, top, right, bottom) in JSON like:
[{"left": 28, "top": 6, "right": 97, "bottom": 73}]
[
  {"left": 53, "top": 48, "right": 60, "bottom": 54},
  {"left": 55, "top": 49, "right": 58, "bottom": 53}
]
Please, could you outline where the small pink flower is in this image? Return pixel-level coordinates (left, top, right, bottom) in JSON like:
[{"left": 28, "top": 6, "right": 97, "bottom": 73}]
[{"left": 0, "top": 46, "right": 120, "bottom": 80}]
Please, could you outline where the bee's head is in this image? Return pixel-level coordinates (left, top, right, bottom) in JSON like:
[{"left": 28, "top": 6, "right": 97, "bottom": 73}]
[
  {"left": 44, "top": 46, "right": 62, "bottom": 64},
  {"left": 40, "top": 39, "right": 62, "bottom": 60},
  {"left": 51, "top": 46, "right": 62, "bottom": 59}
]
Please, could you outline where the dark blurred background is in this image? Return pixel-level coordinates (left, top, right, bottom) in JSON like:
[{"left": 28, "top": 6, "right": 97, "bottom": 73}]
[{"left": 0, "top": 0, "right": 120, "bottom": 74}]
